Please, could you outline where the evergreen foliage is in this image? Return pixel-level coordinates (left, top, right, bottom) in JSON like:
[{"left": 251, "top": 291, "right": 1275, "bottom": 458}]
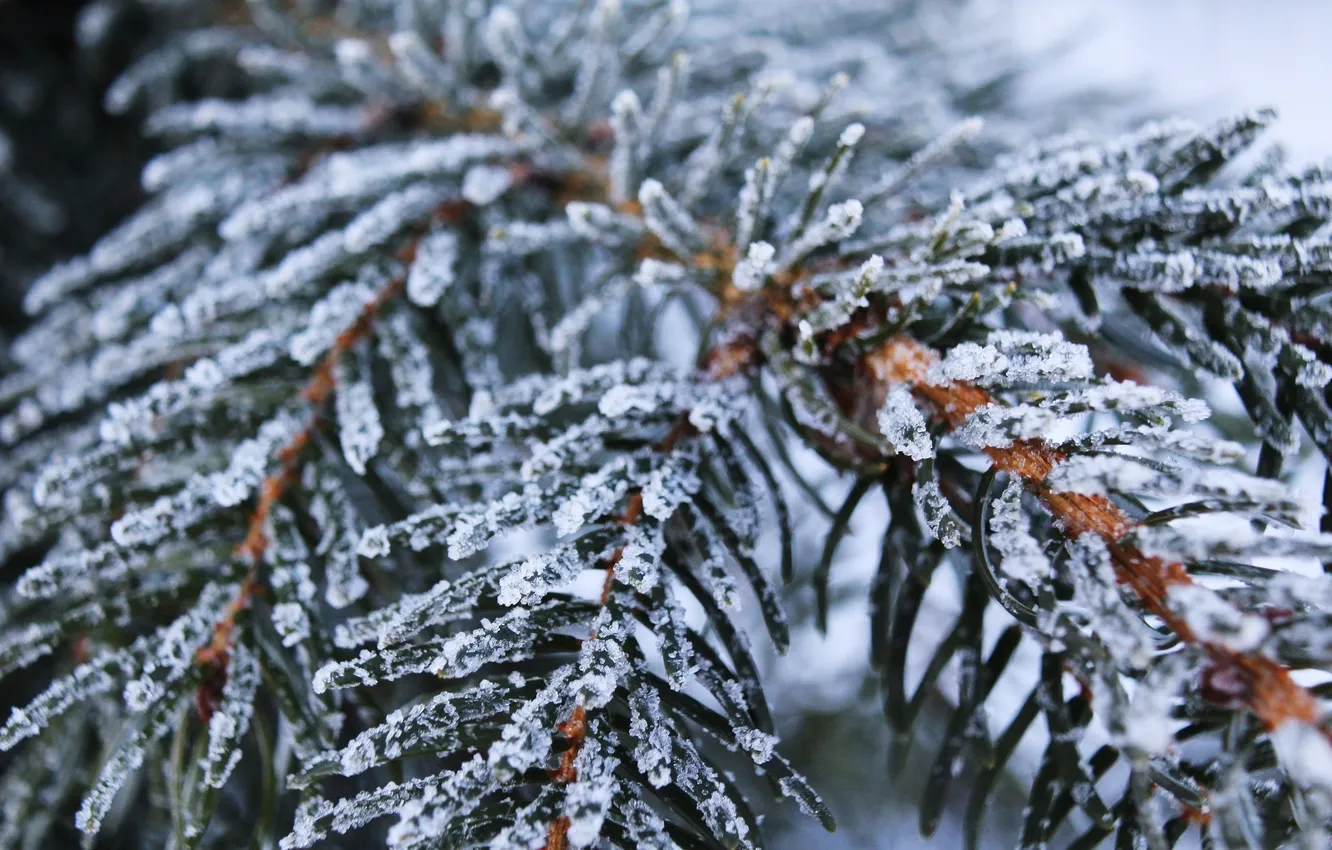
[{"left": 2, "top": 1, "right": 1332, "bottom": 848}]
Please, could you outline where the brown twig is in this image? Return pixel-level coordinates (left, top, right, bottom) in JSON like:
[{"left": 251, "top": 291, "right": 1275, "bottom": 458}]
[
  {"left": 543, "top": 816, "right": 572, "bottom": 850},
  {"left": 189, "top": 147, "right": 555, "bottom": 709},
  {"left": 541, "top": 488, "right": 647, "bottom": 845},
  {"left": 865, "top": 334, "right": 1326, "bottom": 736},
  {"left": 193, "top": 266, "right": 409, "bottom": 712}
]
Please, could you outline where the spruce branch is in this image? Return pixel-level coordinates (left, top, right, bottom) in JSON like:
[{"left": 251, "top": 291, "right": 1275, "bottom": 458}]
[
  {"left": 865, "top": 333, "right": 1326, "bottom": 736},
  {"left": 3, "top": 1, "right": 1332, "bottom": 849}
]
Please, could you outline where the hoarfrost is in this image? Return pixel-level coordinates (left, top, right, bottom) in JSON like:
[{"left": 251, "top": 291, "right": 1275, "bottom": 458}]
[
  {"left": 878, "top": 385, "right": 933, "bottom": 460},
  {"left": 1047, "top": 454, "right": 1287, "bottom": 501},
  {"left": 335, "top": 363, "right": 384, "bottom": 475},
  {"left": 1270, "top": 721, "right": 1332, "bottom": 792},
  {"left": 988, "top": 479, "right": 1050, "bottom": 586},
  {"left": 628, "top": 685, "right": 674, "bottom": 787},
  {"left": 615, "top": 523, "right": 664, "bottom": 593},
  {"left": 488, "top": 666, "right": 575, "bottom": 781},
  {"left": 732, "top": 241, "right": 776, "bottom": 293},
  {"left": 406, "top": 229, "right": 458, "bottom": 307},
  {"left": 1117, "top": 657, "right": 1186, "bottom": 756},
  {"left": 201, "top": 643, "right": 259, "bottom": 788},
  {"left": 780, "top": 199, "right": 863, "bottom": 269},
  {"left": 563, "top": 730, "right": 619, "bottom": 848},
  {"left": 288, "top": 279, "right": 379, "bottom": 366},
  {"left": 1064, "top": 535, "right": 1155, "bottom": 669},
  {"left": 798, "top": 255, "right": 884, "bottom": 344},
  {"left": 551, "top": 458, "right": 637, "bottom": 537},
  {"left": 913, "top": 477, "right": 961, "bottom": 548},
  {"left": 640, "top": 452, "right": 702, "bottom": 520},
  {"left": 496, "top": 539, "right": 599, "bottom": 607},
  {"left": 638, "top": 178, "right": 702, "bottom": 259},
  {"left": 272, "top": 602, "right": 312, "bottom": 647},
  {"left": 928, "top": 331, "right": 1094, "bottom": 386},
  {"left": 461, "top": 164, "right": 513, "bottom": 206},
  {"left": 1166, "top": 584, "right": 1269, "bottom": 653}
]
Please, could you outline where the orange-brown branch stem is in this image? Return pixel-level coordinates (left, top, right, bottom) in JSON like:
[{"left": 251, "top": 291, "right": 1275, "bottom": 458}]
[
  {"left": 194, "top": 271, "right": 409, "bottom": 709},
  {"left": 866, "top": 334, "right": 1325, "bottom": 734}
]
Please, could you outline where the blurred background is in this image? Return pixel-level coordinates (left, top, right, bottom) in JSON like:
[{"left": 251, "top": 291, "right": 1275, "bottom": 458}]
[{"left": 1008, "top": 0, "right": 1332, "bottom": 164}]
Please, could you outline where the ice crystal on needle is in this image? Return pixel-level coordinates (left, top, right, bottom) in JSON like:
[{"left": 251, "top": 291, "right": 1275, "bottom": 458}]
[
  {"left": 878, "top": 385, "right": 933, "bottom": 461},
  {"left": 987, "top": 479, "right": 1050, "bottom": 586}
]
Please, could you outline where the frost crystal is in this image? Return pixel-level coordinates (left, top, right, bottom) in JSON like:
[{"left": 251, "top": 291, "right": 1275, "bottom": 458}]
[
  {"left": 638, "top": 178, "right": 702, "bottom": 259},
  {"left": 201, "top": 644, "right": 259, "bottom": 788},
  {"left": 406, "top": 229, "right": 458, "bottom": 307},
  {"left": 640, "top": 452, "right": 702, "bottom": 520},
  {"left": 488, "top": 667, "right": 575, "bottom": 781},
  {"left": 798, "top": 254, "right": 884, "bottom": 343},
  {"left": 732, "top": 241, "right": 776, "bottom": 292},
  {"left": 427, "top": 608, "right": 553, "bottom": 679},
  {"left": 312, "top": 471, "right": 369, "bottom": 608},
  {"left": 629, "top": 685, "right": 674, "bottom": 787},
  {"left": 988, "top": 480, "right": 1050, "bottom": 585},
  {"left": 877, "top": 385, "right": 933, "bottom": 461},
  {"left": 1047, "top": 453, "right": 1286, "bottom": 501},
  {"left": 551, "top": 458, "right": 638, "bottom": 537},
  {"left": 272, "top": 602, "right": 312, "bottom": 648},
  {"left": 563, "top": 730, "right": 619, "bottom": 847},
  {"left": 929, "top": 331, "right": 1095, "bottom": 386},
  {"left": 496, "top": 540, "right": 596, "bottom": 607},
  {"left": 1117, "top": 657, "right": 1186, "bottom": 756},
  {"left": 913, "top": 477, "right": 961, "bottom": 548},
  {"left": 1064, "top": 535, "right": 1155, "bottom": 669},
  {"left": 289, "top": 279, "right": 380, "bottom": 366},
  {"left": 1270, "top": 721, "right": 1332, "bottom": 792},
  {"left": 461, "top": 164, "right": 513, "bottom": 206},
  {"left": 614, "top": 524, "right": 665, "bottom": 593},
  {"left": 335, "top": 362, "right": 384, "bottom": 475},
  {"left": 1166, "top": 584, "right": 1269, "bottom": 653},
  {"left": 567, "top": 202, "right": 645, "bottom": 246},
  {"left": 780, "top": 199, "right": 863, "bottom": 269},
  {"left": 12, "top": 3, "right": 1330, "bottom": 845}
]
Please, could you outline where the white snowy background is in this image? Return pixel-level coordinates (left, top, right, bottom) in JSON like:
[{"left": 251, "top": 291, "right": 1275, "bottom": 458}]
[
  {"left": 1009, "top": 0, "right": 1332, "bottom": 167},
  {"left": 754, "top": 2, "right": 1332, "bottom": 848}
]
